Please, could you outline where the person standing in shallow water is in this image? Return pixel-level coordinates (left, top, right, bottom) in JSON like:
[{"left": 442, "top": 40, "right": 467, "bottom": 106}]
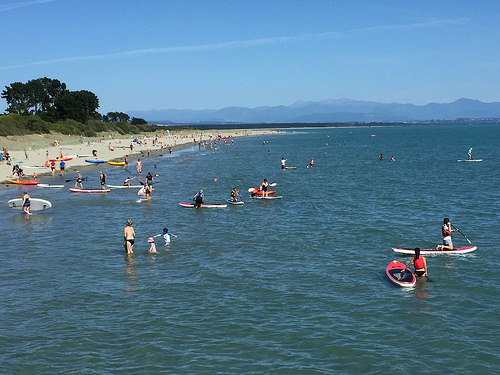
[{"left": 124, "top": 219, "right": 135, "bottom": 255}]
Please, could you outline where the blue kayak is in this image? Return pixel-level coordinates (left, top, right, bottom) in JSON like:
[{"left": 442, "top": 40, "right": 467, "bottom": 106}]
[{"left": 84, "top": 159, "right": 106, "bottom": 163}]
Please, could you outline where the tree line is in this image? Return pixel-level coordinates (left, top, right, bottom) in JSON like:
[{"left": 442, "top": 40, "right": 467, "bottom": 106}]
[{"left": 1, "top": 77, "right": 147, "bottom": 125}]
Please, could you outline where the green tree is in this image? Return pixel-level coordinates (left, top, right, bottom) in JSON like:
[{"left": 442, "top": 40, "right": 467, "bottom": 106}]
[
  {"left": 130, "top": 117, "right": 147, "bottom": 125},
  {"left": 55, "top": 90, "right": 99, "bottom": 123}
]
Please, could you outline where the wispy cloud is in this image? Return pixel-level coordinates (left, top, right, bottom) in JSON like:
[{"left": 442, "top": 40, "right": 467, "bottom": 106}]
[
  {"left": 0, "top": 18, "right": 466, "bottom": 69},
  {"left": 0, "top": 0, "right": 55, "bottom": 12}
]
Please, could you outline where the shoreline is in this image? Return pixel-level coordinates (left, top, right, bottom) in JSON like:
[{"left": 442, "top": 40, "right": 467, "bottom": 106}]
[{"left": 0, "top": 129, "right": 279, "bottom": 188}]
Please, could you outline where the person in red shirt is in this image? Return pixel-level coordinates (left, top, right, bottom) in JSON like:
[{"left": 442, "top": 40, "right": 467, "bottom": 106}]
[{"left": 404, "top": 248, "right": 427, "bottom": 277}]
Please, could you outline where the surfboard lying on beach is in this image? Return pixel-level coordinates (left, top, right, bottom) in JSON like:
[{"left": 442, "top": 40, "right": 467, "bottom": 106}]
[
  {"left": 37, "top": 183, "right": 65, "bottom": 188},
  {"left": 392, "top": 246, "right": 477, "bottom": 255},
  {"left": 226, "top": 199, "right": 244, "bottom": 205},
  {"left": 179, "top": 202, "right": 227, "bottom": 208},
  {"left": 7, "top": 179, "right": 40, "bottom": 185},
  {"left": 8, "top": 198, "right": 52, "bottom": 211},
  {"left": 386, "top": 260, "right": 416, "bottom": 287},
  {"left": 69, "top": 188, "right": 110, "bottom": 193},
  {"left": 107, "top": 161, "right": 125, "bottom": 166},
  {"left": 48, "top": 157, "right": 72, "bottom": 162},
  {"left": 457, "top": 159, "right": 483, "bottom": 162}
]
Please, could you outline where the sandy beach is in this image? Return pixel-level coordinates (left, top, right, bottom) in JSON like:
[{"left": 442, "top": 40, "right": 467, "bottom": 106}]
[{"left": 0, "top": 128, "right": 277, "bottom": 186}]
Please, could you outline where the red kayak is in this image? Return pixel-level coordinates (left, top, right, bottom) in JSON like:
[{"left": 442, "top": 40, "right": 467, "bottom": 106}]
[
  {"left": 250, "top": 189, "right": 276, "bottom": 196},
  {"left": 393, "top": 246, "right": 477, "bottom": 255},
  {"left": 386, "top": 260, "right": 416, "bottom": 287},
  {"left": 48, "top": 157, "right": 72, "bottom": 162},
  {"left": 7, "top": 179, "right": 40, "bottom": 185}
]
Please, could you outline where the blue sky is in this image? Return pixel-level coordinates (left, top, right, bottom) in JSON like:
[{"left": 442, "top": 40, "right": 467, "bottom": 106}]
[{"left": 1, "top": 0, "right": 499, "bottom": 114}]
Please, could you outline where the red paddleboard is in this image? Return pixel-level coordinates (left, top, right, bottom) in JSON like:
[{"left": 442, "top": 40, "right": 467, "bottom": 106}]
[
  {"left": 69, "top": 188, "right": 110, "bottom": 193},
  {"left": 7, "top": 179, "right": 40, "bottom": 185},
  {"left": 386, "top": 260, "right": 416, "bottom": 287},
  {"left": 392, "top": 246, "right": 477, "bottom": 255}
]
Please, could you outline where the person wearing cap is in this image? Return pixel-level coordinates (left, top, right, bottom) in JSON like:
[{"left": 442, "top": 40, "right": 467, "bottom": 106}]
[
  {"left": 153, "top": 228, "right": 178, "bottom": 245},
  {"left": 123, "top": 219, "right": 135, "bottom": 255},
  {"left": 193, "top": 190, "right": 204, "bottom": 208},
  {"left": 147, "top": 237, "right": 157, "bottom": 253}
]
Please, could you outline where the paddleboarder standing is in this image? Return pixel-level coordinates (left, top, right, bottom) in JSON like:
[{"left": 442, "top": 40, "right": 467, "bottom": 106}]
[
  {"left": 281, "top": 157, "right": 287, "bottom": 169},
  {"left": 436, "top": 218, "right": 457, "bottom": 250},
  {"left": 100, "top": 170, "right": 107, "bottom": 190},
  {"left": 259, "top": 178, "right": 270, "bottom": 197},
  {"left": 468, "top": 147, "right": 473, "bottom": 160}
]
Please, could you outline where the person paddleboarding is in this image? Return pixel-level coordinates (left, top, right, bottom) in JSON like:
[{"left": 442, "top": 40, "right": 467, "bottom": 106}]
[{"left": 436, "top": 218, "right": 457, "bottom": 250}]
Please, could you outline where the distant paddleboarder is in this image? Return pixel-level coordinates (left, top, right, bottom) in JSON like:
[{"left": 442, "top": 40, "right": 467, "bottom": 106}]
[
  {"left": 468, "top": 147, "right": 473, "bottom": 160},
  {"left": 193, "top": 190, "right": 204, "bottom": 208},
  {"left": 281, "top": 157, "right": 287, "bottom": 169}
]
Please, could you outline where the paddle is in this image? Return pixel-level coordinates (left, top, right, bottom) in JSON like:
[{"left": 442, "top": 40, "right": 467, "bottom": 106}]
[
  {"left": 65, "top": 177, "right": 87, "bottom": 183},
  {"left": 452, "top": 225, "right": 472, "bottom": 244},
  {"left": 125, "top": 168, "right": 144, "bottom": 185}
]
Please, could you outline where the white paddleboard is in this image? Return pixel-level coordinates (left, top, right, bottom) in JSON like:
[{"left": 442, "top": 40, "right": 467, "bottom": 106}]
[
  {"left": 8, "top": 198, "right": 52, "bottom": 211},
  {"left": 138, "top": 187, "right": 146, "bottom": 196},
  {"left": 107, "top": 184, "right": 143, "bottom": 189},
  {"left": 37, "top": 184, "right": 65, "bottom": 188},
  {"left": 457, "top": 159, "right": 483, "bottom": 162}
]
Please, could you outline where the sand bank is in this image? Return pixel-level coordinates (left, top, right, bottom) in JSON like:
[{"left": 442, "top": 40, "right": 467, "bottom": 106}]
[{"left": 0, "top": 129, "right": 278, "bottom": 186}]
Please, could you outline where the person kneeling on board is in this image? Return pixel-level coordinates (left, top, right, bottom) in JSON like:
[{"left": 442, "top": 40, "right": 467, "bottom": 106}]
[
  {"left": 436, "top": 217, "right": 457, "bottom": 250},
  {"left": 403, "top": 248, "right": 427, "bottom": 277}
]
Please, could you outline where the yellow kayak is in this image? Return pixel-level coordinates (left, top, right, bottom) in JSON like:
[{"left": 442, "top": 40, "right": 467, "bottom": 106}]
[{"left": 107, "top": 161, "right": 125, "bottom": 166}]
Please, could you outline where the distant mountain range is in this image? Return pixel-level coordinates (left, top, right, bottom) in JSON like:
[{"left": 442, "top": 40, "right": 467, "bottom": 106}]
[{"left": 128, "top": 98, "right": 500, "bottom": 124}]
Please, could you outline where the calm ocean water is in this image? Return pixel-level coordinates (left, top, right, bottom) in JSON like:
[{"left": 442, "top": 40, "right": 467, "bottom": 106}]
[{"left": 1, "top": 124, "right": 499, "bottom": 374}]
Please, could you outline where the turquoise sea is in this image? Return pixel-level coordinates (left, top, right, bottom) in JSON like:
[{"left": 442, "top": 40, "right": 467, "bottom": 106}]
[{"left": 1, "top": 124, "right": 499, "bottom": 374}]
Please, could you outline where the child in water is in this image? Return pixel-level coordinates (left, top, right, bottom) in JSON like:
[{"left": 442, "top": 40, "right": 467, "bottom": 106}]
[
  {"left": 147, "top": 237, "right": 157, "bottom": 253},
  {"left": 152, "top": 228, "right": 178, "bottom": 245}
]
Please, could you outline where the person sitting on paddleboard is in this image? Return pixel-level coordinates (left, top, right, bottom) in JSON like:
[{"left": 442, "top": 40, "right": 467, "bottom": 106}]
[
  {"left": 307, "top": 158, "right": 314, "bottom": 168},
  {"left": 436, "top": 217, "right": 457, "bottom": 250},
  {"left": 229, "top": 187, "right": 241, "bottom": 202},
  {"left": 193, "top": 190, "right": 204, "bottom": 208},
  {"left": 22, "top": 191, "right": 31, "bottom": 215},
  {"left": 260, "top": 179, "right": 269, "bottom": 197},
  {"left": 281, "top": 157, "right": 287, "bottom": 169},
  {"left": 403, "top": 248, "right": 427, "bottom": 277},
  {"left": 153, "top": 227, "right": 178, "bottom": 245},
  {"left": 124, "top": 177, "right": 135, "bottom": 186}
]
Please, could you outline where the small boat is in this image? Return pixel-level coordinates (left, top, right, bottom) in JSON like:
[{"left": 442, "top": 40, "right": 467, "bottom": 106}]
[{"left": 7, "top": 179, "right": 40, "bottom": 185}]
